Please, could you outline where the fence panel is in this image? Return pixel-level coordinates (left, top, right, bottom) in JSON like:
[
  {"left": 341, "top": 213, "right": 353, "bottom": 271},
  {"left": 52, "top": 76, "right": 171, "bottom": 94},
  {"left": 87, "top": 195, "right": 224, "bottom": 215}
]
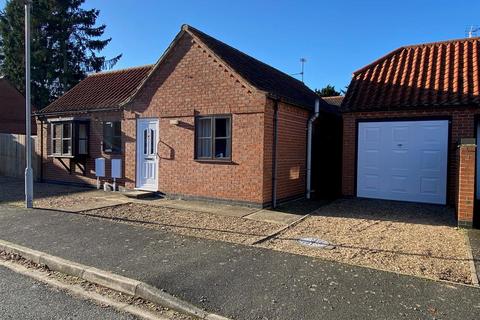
[{"left": 0, "top": 133, "right": 40, "bottom": 180}]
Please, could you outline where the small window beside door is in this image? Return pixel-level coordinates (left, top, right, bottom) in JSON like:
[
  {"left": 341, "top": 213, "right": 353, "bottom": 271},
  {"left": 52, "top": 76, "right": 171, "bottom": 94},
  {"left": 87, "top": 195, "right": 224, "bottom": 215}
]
[
  {"left": 103, "top": 121, "right": 122, "bottom": 153},
  {"left": 195, "top": 115, "right": 231, "bottom": 160}
]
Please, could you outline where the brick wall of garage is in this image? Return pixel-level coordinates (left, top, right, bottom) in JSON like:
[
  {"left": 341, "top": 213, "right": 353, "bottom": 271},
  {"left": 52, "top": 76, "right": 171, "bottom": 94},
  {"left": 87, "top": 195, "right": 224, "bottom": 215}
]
[
  {"left": 37, "top": 111, "right": 125, "bottom": 187},
  {"left": 122, "top": 31, "right": 268, "bottom": 205},
  {"left": 263, "top": 100, "right": 309, "bottom": 204},
  {"left": 342, "top": 107, "right": 478, "bottom": 204}
]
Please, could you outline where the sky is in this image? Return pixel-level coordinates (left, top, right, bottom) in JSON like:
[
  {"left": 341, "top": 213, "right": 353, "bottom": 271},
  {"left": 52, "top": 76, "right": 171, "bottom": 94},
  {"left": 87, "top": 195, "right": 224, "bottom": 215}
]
[{"left": 2, "top": 0, "right": 480, "bottom": 92}]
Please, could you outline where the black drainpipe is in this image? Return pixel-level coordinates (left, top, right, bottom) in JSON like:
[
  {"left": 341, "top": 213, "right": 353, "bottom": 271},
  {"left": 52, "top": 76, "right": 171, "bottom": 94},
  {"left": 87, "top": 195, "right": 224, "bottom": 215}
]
[
  {"left": 271, "top": 100, "right": 279, "bottom": 208},
  {"left": 39, "top": 118, "right": 44, "bottom": 182}
]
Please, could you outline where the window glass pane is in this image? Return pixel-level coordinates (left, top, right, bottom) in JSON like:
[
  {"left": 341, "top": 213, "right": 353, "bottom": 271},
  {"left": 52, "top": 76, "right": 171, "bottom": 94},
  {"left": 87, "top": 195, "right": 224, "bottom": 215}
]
[
  {"left": 78, "top": 140, "right": 87, "bottom": 154},
  {"left": 53, "top": 124, "right": 62, "bottom": 138},
  {"left": 197, "top": 138, "right": 211, "bottom": 158},
  {"left": 197, "top": 118, "right": 211, "bottom": 138},
  {"left": 150, "top": 129, "right": 155, "bottom": 155},
  {"left": 215, "top": 138, "right": 230, "bottom": 158},
  {"left": 111, "top": 137, "right": 121, "bottom": 153},
  {"left": 215, "top": 118, "right": 230, "bottom": 138},
  {"left": 53, "top": 139, "right": 61, "bottom": 154},
  {"left": 63, "top": 123, "right": 71, "bottom": 138},
  {"left": 143, "top": 129, "right": 148, "bottom": 155},
  {"left": 102, "top": 121, "right": 121, "bottom": 153},
  {"left": 78, "top": 124, "right": 87, "bottom": 139},
  {"left": 114, "top": 122, "right": 122, "bottom": 137},
  {"left": 62, "top": 139, "right": 71, "bottom": 154}
]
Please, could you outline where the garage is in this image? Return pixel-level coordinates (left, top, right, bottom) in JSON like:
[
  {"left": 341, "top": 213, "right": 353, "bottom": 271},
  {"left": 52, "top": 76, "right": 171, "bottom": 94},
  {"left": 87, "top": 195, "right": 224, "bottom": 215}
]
[{"left": 356, "top": 120, "right": 449, "bottom": 205}]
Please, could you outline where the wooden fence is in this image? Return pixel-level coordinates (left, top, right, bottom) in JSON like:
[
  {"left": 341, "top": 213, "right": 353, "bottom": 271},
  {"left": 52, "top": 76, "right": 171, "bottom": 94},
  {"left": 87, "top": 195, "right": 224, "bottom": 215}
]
[{"left": 0, "top": 133, "right": 40, "bottom": 180}]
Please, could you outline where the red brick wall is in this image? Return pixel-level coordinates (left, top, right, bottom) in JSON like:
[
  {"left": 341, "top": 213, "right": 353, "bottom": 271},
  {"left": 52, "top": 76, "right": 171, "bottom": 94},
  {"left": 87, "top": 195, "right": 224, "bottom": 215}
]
[
  {"left": 37, "top": 31, "right": 313, "bottom": 206},
  {"left": 37, "top": 111, "right": 124, "bottom": 186},
  {"left": 0, "top": 79, "right": 36, "bottom": 135},
  {"left": 123, "top": 32, "right": 268, "bottom": 204},
  {"left": 342, "top": 107, "right": 478, "bottom": 204},
  {"left": 262, "top": 100, "right": 308, "bottom": 204},
  {"left": 456, "top": 143, "right": 476, "bottom": 227}
]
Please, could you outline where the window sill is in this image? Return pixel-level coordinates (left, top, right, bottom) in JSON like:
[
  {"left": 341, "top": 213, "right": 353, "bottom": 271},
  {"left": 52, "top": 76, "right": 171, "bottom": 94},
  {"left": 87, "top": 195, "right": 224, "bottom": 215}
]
[
  {"left": 48, "top": 154, "right": 75, "bottom": 159},
  {"left": 48, "top": 154, "right": 89, "bottom": 159},
  {"left": 103, "top": 151, "right": 123, "bottom": 155},
  {"left": 194, "top": 158, "right": 233, "bottom": 164}
]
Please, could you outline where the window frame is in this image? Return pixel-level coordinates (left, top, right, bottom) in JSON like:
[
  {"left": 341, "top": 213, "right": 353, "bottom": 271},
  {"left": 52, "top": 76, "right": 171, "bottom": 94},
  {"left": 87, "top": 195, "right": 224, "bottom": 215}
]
[
  {"left": 50, "top": 122, "right": 73, "bottom": 157},
  {"left": 49, "top": 120, "right": 89, "bottom": 158},
  {"left": 194, "top": 114, "right": 232, "bottom": 161},
  {"left": 75, "top": 122, "right": 89, "bottom": 156},
  {"left": 102, "top": 121, "right": 122, "bottom": 154}
]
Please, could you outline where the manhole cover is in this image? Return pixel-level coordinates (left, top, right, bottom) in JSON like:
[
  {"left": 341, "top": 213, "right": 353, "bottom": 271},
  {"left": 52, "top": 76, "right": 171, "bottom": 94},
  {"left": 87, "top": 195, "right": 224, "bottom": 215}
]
[{"left": 298, "top": 237, "right": 335, "bottom": 250}]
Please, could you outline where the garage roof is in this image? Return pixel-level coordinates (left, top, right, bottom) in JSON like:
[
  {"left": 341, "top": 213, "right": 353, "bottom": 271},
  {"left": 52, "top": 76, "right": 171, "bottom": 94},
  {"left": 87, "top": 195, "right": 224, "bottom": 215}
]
[{"left": 342, "top": 37, "right": 480, "bottom": 112}]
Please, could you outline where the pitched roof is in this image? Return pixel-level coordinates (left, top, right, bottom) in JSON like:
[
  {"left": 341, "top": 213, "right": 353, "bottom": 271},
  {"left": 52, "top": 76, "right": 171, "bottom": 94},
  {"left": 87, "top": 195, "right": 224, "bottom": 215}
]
[
  {"left": 341, "top": 37, "right": 480, "bottom": 112},
  {"left": 321, "top": 96, "right": 344, "bottom": 107},
  {"left": 38, "top": 65, "right": 153, "bottom": 114},
  {"left": 40, "top": 25, "right": 327, "bottom": 115},
  {"left": 184, "top": 25, "right": 322, "bottom": 111}
]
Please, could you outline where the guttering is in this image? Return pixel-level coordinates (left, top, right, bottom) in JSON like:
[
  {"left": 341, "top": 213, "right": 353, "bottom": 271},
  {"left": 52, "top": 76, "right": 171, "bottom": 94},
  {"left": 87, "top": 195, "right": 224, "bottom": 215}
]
[
  {"left": 306, "top": 98, "right": 320, "bottom": 199},
  {"left": 33, "top": 106, "right": 122, "bottom": 117},
  {"left": 271, "top": 100, "right": 279, "bottom": 208}
]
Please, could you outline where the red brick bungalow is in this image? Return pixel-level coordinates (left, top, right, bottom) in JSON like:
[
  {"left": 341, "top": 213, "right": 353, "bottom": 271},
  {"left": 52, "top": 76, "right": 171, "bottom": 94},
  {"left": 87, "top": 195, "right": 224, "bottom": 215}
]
[
  {"left": 341, "top": 37, "right": 480, "bottom": 227},
  {"left": 35, "top": 25, "right": 339, "bottom": 207},
  {"left": 0, "top": 77, "right": 36, "bottom": 135}
]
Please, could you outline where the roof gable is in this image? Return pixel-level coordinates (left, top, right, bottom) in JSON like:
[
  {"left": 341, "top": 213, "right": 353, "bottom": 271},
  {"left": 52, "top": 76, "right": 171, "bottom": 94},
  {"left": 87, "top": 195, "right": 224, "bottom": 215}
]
[
  {"left": 342, "top": 37, "right": 480, "bottom": 112},
  {"left": 40, "top": 25, "right": 326, "bottom": 115},
  {"left": 184, "top": 25, "right": 320, "bottom": 110}
]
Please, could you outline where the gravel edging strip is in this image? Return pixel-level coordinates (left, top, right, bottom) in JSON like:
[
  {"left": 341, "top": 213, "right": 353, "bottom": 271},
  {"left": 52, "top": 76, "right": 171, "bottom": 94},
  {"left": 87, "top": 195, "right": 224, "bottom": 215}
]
[
  {"left": 464, "top": 232, "right": 480, "bottom": 287},
  {"left": 250, "top": 213, "right": 311, "bottom": 245},
  {"left": 0, "top": 239, "right": 230, "bottom": 320}
]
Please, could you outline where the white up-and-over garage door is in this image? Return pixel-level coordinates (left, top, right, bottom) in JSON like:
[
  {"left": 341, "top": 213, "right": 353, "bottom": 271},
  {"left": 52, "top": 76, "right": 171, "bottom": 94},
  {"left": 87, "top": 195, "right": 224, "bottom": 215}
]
[{"left": 357, "top": 120, "right": 449, "bottom": 205}]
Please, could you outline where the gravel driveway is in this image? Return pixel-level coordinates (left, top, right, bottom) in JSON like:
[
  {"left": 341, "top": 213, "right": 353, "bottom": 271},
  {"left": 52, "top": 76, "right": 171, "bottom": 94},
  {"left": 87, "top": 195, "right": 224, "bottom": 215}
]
[{"left": 262, "top": 198, "right": 473, "bottom": 284}]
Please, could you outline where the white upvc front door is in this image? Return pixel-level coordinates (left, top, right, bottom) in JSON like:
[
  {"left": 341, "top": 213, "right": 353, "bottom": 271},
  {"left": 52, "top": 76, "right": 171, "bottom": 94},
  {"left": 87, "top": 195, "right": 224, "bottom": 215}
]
[{"left": 136, "top": 118, "right": 159, "bottom": 191}]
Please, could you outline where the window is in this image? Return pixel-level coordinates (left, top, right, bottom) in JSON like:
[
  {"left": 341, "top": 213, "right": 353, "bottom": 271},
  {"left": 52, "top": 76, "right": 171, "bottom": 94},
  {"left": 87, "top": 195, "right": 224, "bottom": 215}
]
[
  {"left": 50, "top": 121, "right": 88, "bottom": 157},
  {"left": 77, "top": 123, "right": 88, "bottom": 155},
  {"left": 142, "top": 128, "right": 155, "bottom": 155},
  {"left": 103, "top": 121, "right": 122, "bottom": 153},
  {"left": 195, "top": 115, "right": 231, "bottom": 160},
  {"left": 51, "top": 122, "right": 72, "bottom": 156}
]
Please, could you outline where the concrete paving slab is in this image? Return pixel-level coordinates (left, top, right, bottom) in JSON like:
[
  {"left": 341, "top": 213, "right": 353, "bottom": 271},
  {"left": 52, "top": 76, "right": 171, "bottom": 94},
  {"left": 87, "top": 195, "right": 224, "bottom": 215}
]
[
  {"left": 134, "top": 198, "right": 259, "bottom": 218},
  {"left": 244, "top": 209, "right": 303, "bottom": 225}
]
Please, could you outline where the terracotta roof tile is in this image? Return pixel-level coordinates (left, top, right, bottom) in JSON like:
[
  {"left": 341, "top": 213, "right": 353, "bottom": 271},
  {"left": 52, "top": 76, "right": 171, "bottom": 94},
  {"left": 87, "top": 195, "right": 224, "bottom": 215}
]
[
  {"left": 342, "top": 37, "right": 480, "bottom": 111},
  {"left": 321, "top": 96, "right": 344, "bottom": 107},
  {"left": 38, "top": 65, "right": 153, "bottom": 114}
]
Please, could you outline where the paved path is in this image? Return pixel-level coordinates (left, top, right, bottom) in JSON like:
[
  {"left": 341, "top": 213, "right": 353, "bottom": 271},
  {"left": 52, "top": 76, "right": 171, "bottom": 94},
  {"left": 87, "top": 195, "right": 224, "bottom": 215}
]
[
  {"left": 0, "top": 205, "right": 479, "bottom": 320},
  {"left": 468, "top": 229, "right": 480, "bottom": 282},
  {"left": 0, "top": 265, "right": 136, "bottom": 320}
]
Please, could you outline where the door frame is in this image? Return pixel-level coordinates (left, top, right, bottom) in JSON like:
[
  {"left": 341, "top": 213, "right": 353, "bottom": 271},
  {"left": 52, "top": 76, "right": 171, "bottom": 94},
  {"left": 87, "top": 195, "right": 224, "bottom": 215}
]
[
  {"left": 135, "top": 118, "right": 159, "bottom": 191},
  {"left": 354, "top": 116, "right": 452, "bottom": 204}
]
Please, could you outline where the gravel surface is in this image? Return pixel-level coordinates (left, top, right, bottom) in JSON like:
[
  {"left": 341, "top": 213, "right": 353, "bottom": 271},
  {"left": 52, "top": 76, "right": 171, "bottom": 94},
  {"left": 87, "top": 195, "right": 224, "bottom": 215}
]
[
  {"left": 0, "top": 177, "right": 128, "bottom": 211},
  {"left": 85, "top": 203, "right": 282, "bottom": 245},
  {"left": 262, "top": 198, "right": 472, "bottom": 284}
]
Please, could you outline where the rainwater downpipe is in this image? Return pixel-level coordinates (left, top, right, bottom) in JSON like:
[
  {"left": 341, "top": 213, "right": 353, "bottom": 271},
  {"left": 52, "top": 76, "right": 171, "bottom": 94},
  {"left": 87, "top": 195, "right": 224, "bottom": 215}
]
[
  {"left": 306, "top": 98, "right": 320, "bottom": 199},
  {"left": 272, "top": 100, "right": 279, "bottom": 208}
]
